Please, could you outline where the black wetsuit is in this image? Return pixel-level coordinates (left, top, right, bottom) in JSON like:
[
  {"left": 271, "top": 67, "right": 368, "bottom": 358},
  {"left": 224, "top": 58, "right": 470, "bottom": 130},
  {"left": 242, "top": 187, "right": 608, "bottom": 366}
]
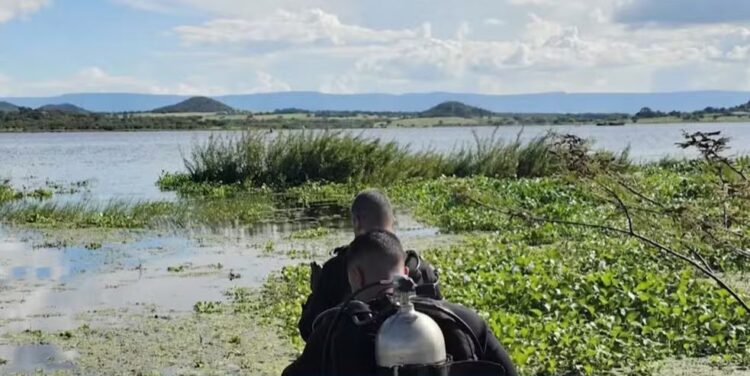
[
  {"left": 298, "top": 245, "right": 441, "bottom": 342},
  {"left": 284, "top": 297, "right": 518, "bottom": 376}
]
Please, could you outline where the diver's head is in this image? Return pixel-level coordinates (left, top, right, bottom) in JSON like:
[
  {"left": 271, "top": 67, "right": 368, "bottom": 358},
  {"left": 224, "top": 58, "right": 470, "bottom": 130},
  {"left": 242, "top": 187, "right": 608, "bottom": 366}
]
[
  {"left": 351, "top": 190, "right": 394, "bottom": 236},
  {"left": 347, "top": 230, "right": 407, "bottom": 300}
]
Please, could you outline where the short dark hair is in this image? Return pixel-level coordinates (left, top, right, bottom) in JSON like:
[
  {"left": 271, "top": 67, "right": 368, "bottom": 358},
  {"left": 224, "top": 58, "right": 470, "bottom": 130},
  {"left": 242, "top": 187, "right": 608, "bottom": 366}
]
[
  {"left": 351, "top": 189, "right": 393, "bottom": 230},
  {"left": 347, "top": 230, "right": 406, "bottom": 281}
]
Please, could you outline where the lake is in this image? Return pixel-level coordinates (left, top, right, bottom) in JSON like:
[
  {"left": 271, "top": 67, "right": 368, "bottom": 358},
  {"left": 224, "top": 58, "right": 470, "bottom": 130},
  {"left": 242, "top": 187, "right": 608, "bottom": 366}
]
[{"left": 1, "top": 123, "right": 750, "bottom": 201}]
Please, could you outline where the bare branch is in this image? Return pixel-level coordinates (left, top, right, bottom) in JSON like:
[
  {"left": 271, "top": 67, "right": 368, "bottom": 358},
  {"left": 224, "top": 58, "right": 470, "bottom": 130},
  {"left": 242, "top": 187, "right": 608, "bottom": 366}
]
[
  {"left": 612, "top": 176, "right": 669, "bottom": 210},
  {"left": 685, "top": 244, "right": 714, "bottom": 274},
  {"left": 598, "top": 182, "right": 634, "bottom": 234}
]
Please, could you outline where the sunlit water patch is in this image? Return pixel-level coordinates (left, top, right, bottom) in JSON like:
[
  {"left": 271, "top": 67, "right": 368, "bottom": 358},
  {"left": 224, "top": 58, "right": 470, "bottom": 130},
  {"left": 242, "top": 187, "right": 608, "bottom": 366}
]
[{"left": 0, "top": 230, "right": 289, "bottom": 334}]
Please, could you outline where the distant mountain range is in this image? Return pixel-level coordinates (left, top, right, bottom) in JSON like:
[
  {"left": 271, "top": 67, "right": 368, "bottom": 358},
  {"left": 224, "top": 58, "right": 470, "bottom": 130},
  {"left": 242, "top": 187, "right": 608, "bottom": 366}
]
[{"left": 2, "top": 91, "right": 750, "bottom": 114}]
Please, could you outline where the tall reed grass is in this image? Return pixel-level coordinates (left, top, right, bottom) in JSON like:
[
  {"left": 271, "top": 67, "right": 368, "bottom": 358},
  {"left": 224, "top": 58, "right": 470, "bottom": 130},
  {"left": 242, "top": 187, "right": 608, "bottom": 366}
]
[{"left": 176, "top": 130, "right": 629, "bottom": 189}]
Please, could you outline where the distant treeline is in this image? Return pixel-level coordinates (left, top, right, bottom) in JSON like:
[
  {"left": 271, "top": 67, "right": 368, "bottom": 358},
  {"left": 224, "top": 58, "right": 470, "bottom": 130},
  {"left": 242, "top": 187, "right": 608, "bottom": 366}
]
[
  {"left": 2, "top": 100, "right": 748, "bottom": 132},
  {"left": 634, "top": 100, "right": 750, "bottom": 121},
  {"left": 0, "top": 108, "right": 225, "bottom": 131},
  {"left": 0, "top": 109, "right": 633, "bottom": 132}
]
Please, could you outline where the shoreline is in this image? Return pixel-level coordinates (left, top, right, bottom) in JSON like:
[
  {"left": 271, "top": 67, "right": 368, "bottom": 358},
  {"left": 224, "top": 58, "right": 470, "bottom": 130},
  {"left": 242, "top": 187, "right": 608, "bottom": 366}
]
[{"left": 1, "top": 118, "right": 750, "bottom": 134}]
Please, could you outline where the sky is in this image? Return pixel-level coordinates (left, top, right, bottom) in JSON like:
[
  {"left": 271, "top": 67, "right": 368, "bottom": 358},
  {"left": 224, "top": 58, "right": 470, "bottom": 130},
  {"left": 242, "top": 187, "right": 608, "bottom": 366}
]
[{"left": 1, "top": 0, "right": 749, "bottom": 96}]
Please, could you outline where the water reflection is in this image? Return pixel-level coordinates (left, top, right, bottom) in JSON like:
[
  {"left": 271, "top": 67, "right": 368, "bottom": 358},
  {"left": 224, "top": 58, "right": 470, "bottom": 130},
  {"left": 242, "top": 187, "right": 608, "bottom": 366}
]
[
  {"left": 0, "top": 230, "right": 291, "bottom": 334},
  {"left": 0, "top": 206, "right": 437, "bottom": 333}
]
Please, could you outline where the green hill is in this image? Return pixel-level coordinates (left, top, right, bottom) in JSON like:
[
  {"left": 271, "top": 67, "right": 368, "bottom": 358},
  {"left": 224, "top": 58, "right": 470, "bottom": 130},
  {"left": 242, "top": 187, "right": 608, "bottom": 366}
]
[
  {"left": 38, "top": 103, "right": 90, "bottom": 114},
  {"left": 152, "top": 97, "right": 235, "bottom": 113},
  {"left": 421, "top": 101, "right": 494, "bottom": 118},
  {"left": 0, "top": 101, "right": 19, "bottom": 113}
]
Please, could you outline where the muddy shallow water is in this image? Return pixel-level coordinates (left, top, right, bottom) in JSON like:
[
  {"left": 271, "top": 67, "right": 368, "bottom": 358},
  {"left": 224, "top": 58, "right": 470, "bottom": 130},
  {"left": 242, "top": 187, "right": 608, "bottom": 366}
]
[
  {"left": 0, "top": 209, "right": 444, "bottom": 373},
  {"left": 0, "top": 232, "right": 283, "bottom": 331}
]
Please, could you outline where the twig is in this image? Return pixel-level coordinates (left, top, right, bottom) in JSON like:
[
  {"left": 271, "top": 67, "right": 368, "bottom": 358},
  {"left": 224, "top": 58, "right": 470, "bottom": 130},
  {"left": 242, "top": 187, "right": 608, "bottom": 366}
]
[
  {"left": 612, "top": 176, "right": 668, "bottom": 210},
  {"left": 597, "top": 183, "right": 634, "bottom": 234},
  {"left": 685, "top": 245, "right": 714, "bottom": 274},
  {"left": 720, "top": 158, "right": 748, "bottom": 181},
  {"left": 609, "top": 173, "right": 750, "bottom": 260}
]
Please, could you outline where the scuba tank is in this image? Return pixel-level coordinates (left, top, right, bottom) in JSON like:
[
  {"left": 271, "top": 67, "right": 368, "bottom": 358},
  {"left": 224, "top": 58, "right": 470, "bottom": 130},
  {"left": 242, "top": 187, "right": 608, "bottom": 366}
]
[{"left": 376, "top": 276, "right": 448, "bottom": 375}]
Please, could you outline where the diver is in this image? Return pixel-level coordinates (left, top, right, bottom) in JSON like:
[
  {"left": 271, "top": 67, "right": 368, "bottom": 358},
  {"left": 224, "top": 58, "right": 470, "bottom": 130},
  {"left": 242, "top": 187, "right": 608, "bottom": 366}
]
[
  {"left": 283, "top": 230, "right": 518, "bottom": 376},
  {"left": 298, "top": 189, "right": 441, "bottom": 342}
]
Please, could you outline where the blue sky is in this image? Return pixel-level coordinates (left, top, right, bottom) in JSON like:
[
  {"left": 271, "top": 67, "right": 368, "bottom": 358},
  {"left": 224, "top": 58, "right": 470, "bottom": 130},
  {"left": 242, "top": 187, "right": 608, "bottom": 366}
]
[{"left": 1, "top": 0, "right": 749, "bottom": 96}]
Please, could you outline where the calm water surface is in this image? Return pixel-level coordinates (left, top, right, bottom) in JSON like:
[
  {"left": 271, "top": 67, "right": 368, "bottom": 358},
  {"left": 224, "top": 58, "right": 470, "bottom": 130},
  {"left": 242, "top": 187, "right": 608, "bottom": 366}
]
[{"left": 1, "top": 123, "right": 750, "bottom": 201}]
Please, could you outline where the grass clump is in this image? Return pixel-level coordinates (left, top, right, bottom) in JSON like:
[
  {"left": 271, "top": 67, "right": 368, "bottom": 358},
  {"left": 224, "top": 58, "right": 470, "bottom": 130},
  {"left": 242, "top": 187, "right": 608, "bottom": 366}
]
[
  {"left": 0, "top": 180, "right": 54, "bottom": 202},
  {"left": 0, "top": 181, "right": 23, "bottom": 202},
  {"left": 0, "top": 190, "right": 281, "bottom": 229},
  {"left": 160, "top": 130, "right": 629, "bottom": 192},
  {"left": 0, "top": 188, "right": 345, "bottom": 230},
  {"left": 179, "top": 131, "right": 416, "bottom": 188},
  {"left": 0, "top": 201, "right": 176, "bottom": 229}
]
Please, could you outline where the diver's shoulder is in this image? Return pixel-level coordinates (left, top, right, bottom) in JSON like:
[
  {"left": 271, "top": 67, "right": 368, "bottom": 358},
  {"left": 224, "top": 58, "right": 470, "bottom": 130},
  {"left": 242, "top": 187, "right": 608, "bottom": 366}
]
[{"left": 321, "top": 245, "right": 348, "bottom": 268}]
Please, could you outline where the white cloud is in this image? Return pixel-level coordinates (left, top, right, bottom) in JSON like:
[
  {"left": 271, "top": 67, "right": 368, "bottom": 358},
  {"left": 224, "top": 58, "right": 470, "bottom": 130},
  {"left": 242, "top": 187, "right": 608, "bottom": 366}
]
[
  {"left": 114, "top": 0, "right": 351, "bottom": 18},
  {"left": 0, "top": 74, "right": 12, "bottom": 96},
  {"left": 9, "top": 67, "right": 232, "bottom": 96},
  {"left": 174, "top": 8, "right": 425, "bottom": 46},
  {"left": 22, "top": 67, "right": 146, "bottom": 94},
  {"left": 352, "top": 15, "right": 637, "bottom": 82},
  {"left": 456, "top": 22, "right": 471, "bottom": 40},
  {"left": 252, "top": 72, "right": 291, "bottom": 93},
  {"left": 334, "top": 11, "right": 750, "bottom": 93},
  {"left": 9, "top": 1, "right": 750, "bottom": 95},
  {"left": 483, "top": 18, "right": 504, "bottom": 26},
  {"left": 1, "top": 67, "right": 294, "bottom": 96},
  {"left": 320, "top": 73, "right": 358, "bottom": 94},
  {"left": 507, "top": 0, "right": 559, "bottom": 5},
  {"left": 0, "top": 0, "right": 50, "bottom": 23},
  {"left": 110, "top": 0, "right": 178, "bottom": 14}
]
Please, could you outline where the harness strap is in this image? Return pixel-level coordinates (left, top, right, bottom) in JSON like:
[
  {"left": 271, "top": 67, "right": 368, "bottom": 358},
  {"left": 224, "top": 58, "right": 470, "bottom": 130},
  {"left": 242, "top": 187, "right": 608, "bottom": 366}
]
[{"left": 412, "top": 300, "right": 483, "bottom": 361}]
